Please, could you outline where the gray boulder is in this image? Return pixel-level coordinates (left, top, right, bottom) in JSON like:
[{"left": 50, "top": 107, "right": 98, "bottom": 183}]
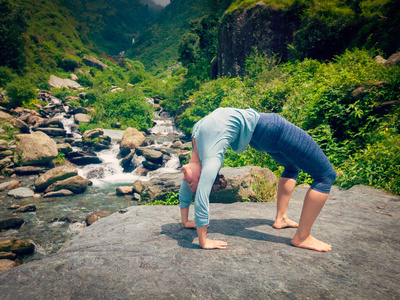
[
  {"left": 7, "top": 187, "right": 35, "bottom": 199},
  {"left": 48, "top": 75, "right": 82, "bottom": 89},
  {"left": 138, "top": 166, "right": 277, "bottom": 203},
  {"left": 384, "top": 51, "right": 400, "bottom": 67},
  {"left": 44, "top": 175, "right": 90, "bottom": 194},
  {"left": 0, "top": 150, "right": 13, "bottom": 159},
  {"left": 0, "top": 238, "right": 35, "bottom": 256},
  {"left": 0, "top": 180, "right": 19, "bottom": 191},
  {"left": 43, "top": 189, "right": 74, "bottom": 198},
  {"left": 82, "top": 128, "right": 103, "bottom": 139},
  {"left": 74, "top": 113, "right": 90, "bottom": 123},
  {"left": 0, "top": 217, "right": 24, "bottom": 230},
  {"left": 10, "top": 118, "right": 29, "bottom": 133},
  {"left": 35, "top": 166, "right": 78, "bottom": 192},
  {"left": 15, "top": 205, "right": 36, "bottom": 213},
  {"left": 14, "top": 132, "right": 58, "bottom": 166},
  {"left": 32, "top": 127, "right": 67, "bottom": 137},
  {"left": 0, "top": 157, "right": 12, "bottom": 170},
  {"left": 82, "top": 56, "right": 110, "bottom": 70},
  {"left": 142, "top": 149, "right": 163, "bottom": 164},
  {"left": 120, "top": 127, "right": 145, "bottom": 156},
  {"left": 0, "top": 259, "right": 20, "bottom": 273},
  {"left": 57, "top": 143, "right": 73, "bottom": 155},
  {"left": 14, "top": 166, "right": 49, "bottom": 175},
  {"left": 0, "top": 140, "right": 9, "bottom": 151}
]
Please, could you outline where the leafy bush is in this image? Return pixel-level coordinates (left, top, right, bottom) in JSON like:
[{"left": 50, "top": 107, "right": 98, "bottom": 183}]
[
  {"left": 5, "top": 79, "right": 36, "bottom": 107},
  {"left": 0, "top": 66, "right": 16, "bottom": 88},
  {"left": 58, "top": 58, "right": 79, "bottom": 72},
  {"left": 76, "top": 72, "right": 93, "bottom": 87},
  {"left": 89, "top": 88, "right": 154, "bottom": 131}
]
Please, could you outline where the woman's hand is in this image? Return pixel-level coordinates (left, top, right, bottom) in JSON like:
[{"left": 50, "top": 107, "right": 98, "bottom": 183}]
[
  {"left": 201, "top": 239, "right": 228, "bottom": 250},
  {"left": 183, "top": 220, "right": 196, "bottom": 228}
]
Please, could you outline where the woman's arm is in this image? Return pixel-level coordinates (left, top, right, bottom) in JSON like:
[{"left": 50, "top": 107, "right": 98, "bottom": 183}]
[{"left": 180, "top": 207, "right": 196, "bottom": 228}]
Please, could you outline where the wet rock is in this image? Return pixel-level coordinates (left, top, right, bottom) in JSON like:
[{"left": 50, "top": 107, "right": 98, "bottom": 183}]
[
  {"left": 0, "top": 238, "right": 34, "bottom": 256},
  {"left": 37, "top": 119, "right": 64, "bottom": 129},
  {"left": 14, "top": 166, "right": 49, "bottom": 175},
  {"left": 142, "top": 149, "right": 163, "bottom": 164},
  {"left": 0, "top": 259, "right": 20, "bottom": 273},
  {"left": 15, "top": 205, "right": 36, "bottom": 213},
  {"left": 57, "top": 143, "right": 73, "bottom": 155},
  {"left": 85, "top": 210, "right": 112, "bottom": 226},
  {"left": 120, "top": 127, "right": 145, "bottom": 156},
  {"left": 7, "top": 187, "right": 35, "bottom": 199},
  {"left": 121, "top": 151, "right": 135, "bottom": 168},
  {"left": 0, "top": 150, "right": 13, "bottom": 159},
  {"left": 0, "top": 252, "right": 16, "bottom": 260},
  {"left": 142, "top": 160, "right": 162, "bottom": 171},
  {"left": 0, "top": 180, "right": 19, "bottom": 191},
  {"left": 35, "top": 166, "right": 78, "bottom": 192},
  {"left": 32, "top": 127, "right": 67, "bottom": 137},
  {"left": 0, "top": 111, "right": 13, "bottom": 120},
  {"left": 82, "top": 128, "right": 103, "bottom": 139},
  {"left": 132, "top": 180, "right": 145, "bottom": 194},
  {"left": 171, "top": 141, "right": 183, "bottom": 149},
  {"left": 0, "top": 140, "right": 9, "bottom": 151},
  {"left": 85, "top": 168, "right": 105, "bottom": 180},
  {"left": 14, "top": 131, "right": 58, "bottom": 166},
  {"left": 11, "top": 118, "right": 29, "bottom": 133},
  {"left": 68, "top": 155, "right": 102, "bottom": 165},
  {"left": 134, "top": 166, "right": 149, "bottom": 177},
  {"left": 116, "top": 186, "right": 133, "bottom": 195},
  {"left": 43, "top": 189, "right": 74, "bottom": 198},
  {"left": 44, "top": 175, "right": 90, "bottom": 194},
  {"left": 0, "top": 217, "right": 24, "bottom": 230},
  {"left": 0, "top": 157, "right": 12, "bottom": 170},
  {"left": 74, "top": 113, "right": 90, "bottom": 123}
]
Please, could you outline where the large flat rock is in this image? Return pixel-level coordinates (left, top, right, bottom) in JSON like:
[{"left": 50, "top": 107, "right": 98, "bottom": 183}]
[{"left": 0, "top": 186, "right": 399, "bottom": 299}]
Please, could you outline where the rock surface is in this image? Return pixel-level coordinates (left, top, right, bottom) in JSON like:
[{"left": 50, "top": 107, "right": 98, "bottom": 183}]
[
  {"left": 120, "top": 127, "right": 145, "bottom": 156},
  {"left": 138, "top": 166, "right": 277, "bottom": 203},
  {"left": 0, "top": 185, "right": 398, "bottom": 299},
  {"left": 48, "top": 75, "right": 82, "bottom": 89},
  {"left": 35, "top": 166, "right": 78, "bottom": 192},
  {"left": 14, "top": 131, "right": 58, "bottom": 166}
]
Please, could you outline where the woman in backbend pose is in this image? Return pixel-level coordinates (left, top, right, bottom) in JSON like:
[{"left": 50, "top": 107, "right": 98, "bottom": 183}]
[{"left": 179, "top": 107, "right": 336, "bottom": 252}]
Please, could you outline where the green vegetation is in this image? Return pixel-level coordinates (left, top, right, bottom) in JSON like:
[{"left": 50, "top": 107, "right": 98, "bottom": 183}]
[
  {"left": 169, "top": 48, "right": 400, "bottom": 195},
  {"left": 145, "top": 192, "right": 180, "bottom": 205}
]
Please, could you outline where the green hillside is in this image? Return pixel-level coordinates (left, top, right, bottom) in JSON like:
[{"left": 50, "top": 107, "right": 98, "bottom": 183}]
[
  {"left": 64, "top": 0, "right": 162, "bottom": 55},
  {"left": 126, "top": 0, "right": 210, "bottom": 71}
]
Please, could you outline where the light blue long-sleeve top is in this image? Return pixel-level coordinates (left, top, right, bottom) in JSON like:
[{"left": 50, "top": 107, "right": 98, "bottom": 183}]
[{"left": 179, "top": 107, "right": 260, "bottom": 227}]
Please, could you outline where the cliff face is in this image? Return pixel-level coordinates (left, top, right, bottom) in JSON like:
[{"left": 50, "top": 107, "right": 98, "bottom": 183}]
[{"left": 217, "top": 2, "right": 296, "bottom": 77}]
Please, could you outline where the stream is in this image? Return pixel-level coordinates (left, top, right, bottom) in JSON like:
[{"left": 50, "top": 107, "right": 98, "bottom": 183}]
[{"left": 0, "top": 105, "right": 185, "bottom": 263}]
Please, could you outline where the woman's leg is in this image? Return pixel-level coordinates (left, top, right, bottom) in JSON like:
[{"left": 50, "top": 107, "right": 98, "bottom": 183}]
[
  {"left": 291, "top": 189, "right": 332, "bottom": 251},
  {"left": 273, "top": 177, "right": 299, "bottom": 229}
]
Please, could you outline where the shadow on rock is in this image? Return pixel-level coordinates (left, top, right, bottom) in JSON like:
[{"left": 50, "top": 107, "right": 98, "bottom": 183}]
[{"left": 161, "top": 218, "right": 292, "bottom": 249}]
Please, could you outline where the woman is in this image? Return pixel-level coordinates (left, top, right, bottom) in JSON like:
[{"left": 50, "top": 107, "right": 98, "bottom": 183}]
[{"left": 179, "top": 107, "right": 336, "bottom": 252}]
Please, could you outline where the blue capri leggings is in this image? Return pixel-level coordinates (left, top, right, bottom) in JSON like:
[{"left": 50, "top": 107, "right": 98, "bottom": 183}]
[{"left": 249, "top": 113, "right": 336, "bottom": 193}]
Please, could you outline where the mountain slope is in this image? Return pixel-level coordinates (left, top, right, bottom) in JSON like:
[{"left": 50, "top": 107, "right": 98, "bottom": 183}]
[{"left": 126, "top": 0, "right": 208, "bottom": 71}]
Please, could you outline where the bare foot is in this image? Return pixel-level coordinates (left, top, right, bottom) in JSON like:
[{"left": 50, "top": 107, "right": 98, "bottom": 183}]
[
  {"left": 291, "top": 234, "right": 332, "bottom": 252},
  {"left": 273, "top": 217, "right": 299, "bottom": 229}
]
